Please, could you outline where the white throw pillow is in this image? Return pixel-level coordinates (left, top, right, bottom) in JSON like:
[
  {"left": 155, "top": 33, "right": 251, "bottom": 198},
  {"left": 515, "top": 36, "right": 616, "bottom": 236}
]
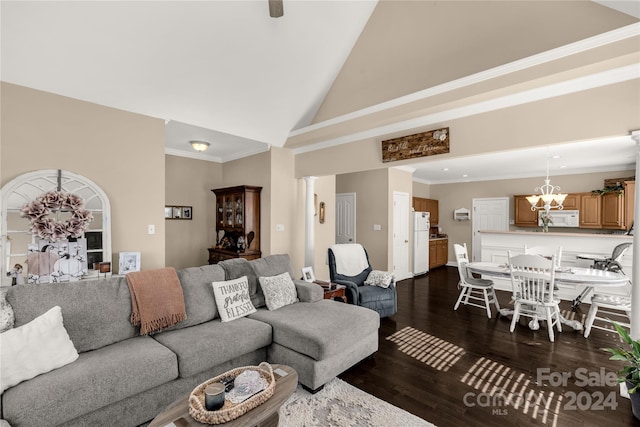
[
  {"left": 364, "top": 270, "right": 394, "bottom": 288},
  {"left": 0, "top": 306, "right": 79, "bottom": 393},
  {"left": 0, "top": 289, "right": 14, "bottom": 333},
  {"left": 258, "top": 272, "right": 299, "bottom": 311},
  {"left": 212, "top": 276, "right": 257, "bottom": 322}
]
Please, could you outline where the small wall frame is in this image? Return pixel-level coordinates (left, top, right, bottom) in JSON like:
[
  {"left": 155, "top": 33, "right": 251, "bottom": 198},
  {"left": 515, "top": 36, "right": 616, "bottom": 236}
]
[{"left": 165, "top": 206, "right": 192, "bottom": 220}]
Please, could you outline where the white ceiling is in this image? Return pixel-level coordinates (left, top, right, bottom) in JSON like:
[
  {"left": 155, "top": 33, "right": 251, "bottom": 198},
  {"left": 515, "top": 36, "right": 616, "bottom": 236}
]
[
  {"left": 1, "top": 0, "right": 377, "bottom": 152},
  {"left": 2, "top": 1, "right": 638, "bottom": 181}
]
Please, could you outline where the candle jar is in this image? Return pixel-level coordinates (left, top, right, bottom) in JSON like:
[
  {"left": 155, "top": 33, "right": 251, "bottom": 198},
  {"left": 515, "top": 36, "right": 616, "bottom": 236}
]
[{"left": 205, "top": 382, "right": 225, "bottom": 411}]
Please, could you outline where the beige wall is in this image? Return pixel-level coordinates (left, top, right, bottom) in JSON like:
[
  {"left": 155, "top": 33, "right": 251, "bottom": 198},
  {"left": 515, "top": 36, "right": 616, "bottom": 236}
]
[
  {"left": 312, "top": 176, "right": 336, "bottom": 280},
  {"left": 313, "top": 0, "right": 637, "bottom": 122},
  {"left": 165, "top": 155, "right": 222, "bottom": 269},
  {"left": 413, "top": 182, "right": 430, "bottom": 199},
  {"left": 1, "top": 83, "right": 167, "bottom": 270},
  {"left": 296, "top": 80, "right": 640, "bottom": 179},
  {"left": 427, "top": 169, "right": 636, "bottom": 263},
  {"left": 267, "top": 147, "right": 296, "bottom": 257},
  {"left": 336, "top": 169, "right": 390, "bottom": 270}
]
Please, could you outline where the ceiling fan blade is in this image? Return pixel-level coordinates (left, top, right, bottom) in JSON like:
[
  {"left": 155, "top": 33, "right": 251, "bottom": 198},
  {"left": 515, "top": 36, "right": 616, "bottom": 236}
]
[{"left": 269, "top": 0, "right": 283, "bottom": 18}]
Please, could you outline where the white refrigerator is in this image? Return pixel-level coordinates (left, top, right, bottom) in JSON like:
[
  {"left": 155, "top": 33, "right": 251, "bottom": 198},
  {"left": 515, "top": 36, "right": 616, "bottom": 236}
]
[{"left": 413, "top": 211, "right": 430, "bottom": 276}]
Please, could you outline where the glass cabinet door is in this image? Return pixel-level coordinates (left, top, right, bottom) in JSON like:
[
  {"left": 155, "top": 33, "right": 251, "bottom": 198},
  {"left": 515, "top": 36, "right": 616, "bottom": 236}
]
[
  {"left": 225, "top": 196, "right": 233, "bottom": 226},
  {"left": 234, "top": 194, "right": 243, "bottom": 226}
]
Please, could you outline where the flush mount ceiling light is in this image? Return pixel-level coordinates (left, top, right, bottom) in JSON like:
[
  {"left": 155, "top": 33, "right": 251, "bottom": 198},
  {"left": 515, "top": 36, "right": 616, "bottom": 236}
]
[{"left": 190, "top": 141, "right": 210, "bottom": 152}]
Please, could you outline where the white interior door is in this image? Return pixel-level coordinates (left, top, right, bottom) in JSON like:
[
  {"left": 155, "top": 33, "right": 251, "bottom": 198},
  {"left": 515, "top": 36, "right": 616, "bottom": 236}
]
[
  {"left": 336, "top": 193, "right": 356, "bottom": 244},
  {"left": 393, "top": 191, "right": 411, "bottom": 281},
  {"left": 472, "top": 197, "right": 509, "bottom": 262}
]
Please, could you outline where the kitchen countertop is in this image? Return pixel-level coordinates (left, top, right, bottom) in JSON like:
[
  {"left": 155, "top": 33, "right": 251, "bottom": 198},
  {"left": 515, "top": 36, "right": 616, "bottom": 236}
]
[
  {"left": 429, "top": 236, "right": 448, "bottom": 241},
  {"left": 478, "top": 230, "right": 632, "bottom": 239}
]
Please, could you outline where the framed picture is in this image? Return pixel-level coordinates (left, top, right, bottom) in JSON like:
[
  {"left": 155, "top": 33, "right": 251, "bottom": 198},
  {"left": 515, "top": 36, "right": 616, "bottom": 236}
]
[
  {"left": 301, "top": 266, "right": 315, "bottom": 282},
  {"left": 119, "top": 252, "right": 141, "bottom": 274},
  {"left": 165, "top": 205, "right": 193, "bottom": 220}
]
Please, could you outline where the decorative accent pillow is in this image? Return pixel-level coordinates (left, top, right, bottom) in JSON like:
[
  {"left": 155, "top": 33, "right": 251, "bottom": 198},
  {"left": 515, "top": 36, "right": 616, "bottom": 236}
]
[
  {"left": 0, "top": 306, "right": 79, "bottom": 393},
  {"left": 258, "top": 272, "right": 299, "bottom": 311},
  {"left": 0, "top": 288, "right": 14, "bottom": 333},
  {"left": 364, "top": 270, "right": 394, "bottom": 288},
  {"left": 211, "top": 276, "right": 257, "bottom": 322}
]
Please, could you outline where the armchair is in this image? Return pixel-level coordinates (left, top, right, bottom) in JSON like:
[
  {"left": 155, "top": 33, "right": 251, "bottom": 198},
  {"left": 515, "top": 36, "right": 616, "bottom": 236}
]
[{"left": 328, "top": 244, "right": 397, "bottom": 318}]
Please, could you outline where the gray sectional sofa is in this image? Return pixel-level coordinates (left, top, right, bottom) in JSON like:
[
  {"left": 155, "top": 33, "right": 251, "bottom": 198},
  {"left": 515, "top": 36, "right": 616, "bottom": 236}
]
[{"left": 1, "top": 254, "right": 380, "bottom": 427}]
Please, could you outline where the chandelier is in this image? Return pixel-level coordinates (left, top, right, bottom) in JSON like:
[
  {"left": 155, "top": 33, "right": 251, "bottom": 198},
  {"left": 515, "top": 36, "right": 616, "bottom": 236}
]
[{"left": 526, "top": 159, "right": 567, "bottom": 214}]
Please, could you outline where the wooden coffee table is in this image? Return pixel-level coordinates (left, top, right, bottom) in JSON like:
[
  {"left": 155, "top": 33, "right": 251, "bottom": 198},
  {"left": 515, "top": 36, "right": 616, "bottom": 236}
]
[{"left": 149, "top": 364, "right": 297, "bottom": 427}]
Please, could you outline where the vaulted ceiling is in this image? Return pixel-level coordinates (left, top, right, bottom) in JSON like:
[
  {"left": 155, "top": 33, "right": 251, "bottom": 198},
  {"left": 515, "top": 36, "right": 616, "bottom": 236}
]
[{"left": 2, "top": 1, "right": 639, "bottom": 182}]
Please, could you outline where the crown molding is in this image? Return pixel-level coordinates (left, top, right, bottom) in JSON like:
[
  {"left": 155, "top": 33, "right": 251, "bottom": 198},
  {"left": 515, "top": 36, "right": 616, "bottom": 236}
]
[{"left": 165, "top": 144, "right": 270, "bottom": 163}]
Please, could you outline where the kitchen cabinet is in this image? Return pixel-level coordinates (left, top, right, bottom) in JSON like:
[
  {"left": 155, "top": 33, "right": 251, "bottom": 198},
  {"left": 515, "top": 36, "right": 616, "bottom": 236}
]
[
  {"left": 625, "top": 181, "right": 635, "bottom": 230},
  {"left": 412, "top": 197, "right": 427, "bottom": 212},
  {"left": 429, "top": 238, "right": 448, "bottom": 269},
  {"left": 579, "top": 193, "right": 602, "bottom": 228},
  {"left": 514, "top": 195, "right": 540, "bottom": 227},
  {"left": 426, "top": 199, "right": 439, "bottom": 225},
  {"left": 558, "top": 193, "right": 580, "bottom": 210},
  {"left": 578, "top": 181, "right": 635, "bottom": 230},
  {"left": 208, "top": 185, "right": 262, "bottom": 264},
  {"left": 413, "top": 197, "right": 439, "bottom": 224},
  {"left": 514, "top": 193, "right": 581, "bottom": 227},
  {"left": 601, "top": 192, "right": 624, "bottom": 229},
  {"left": 601, "top": 181, "right": 635, "bottom": 230}
]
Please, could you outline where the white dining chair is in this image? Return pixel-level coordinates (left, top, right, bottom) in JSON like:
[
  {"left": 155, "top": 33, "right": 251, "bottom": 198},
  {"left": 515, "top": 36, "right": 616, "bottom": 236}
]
[
  {"left": 508, "top": 252, "right": 562, "bottom": 342},
  {"left": 524, "top": 244, "right": 563, "bottom": 268},
  {"left": 583, "top": 281, "right": 632, "bottom": 338},
  {"left": 453, "top": 243, "right": 500, "bottom": 318}
]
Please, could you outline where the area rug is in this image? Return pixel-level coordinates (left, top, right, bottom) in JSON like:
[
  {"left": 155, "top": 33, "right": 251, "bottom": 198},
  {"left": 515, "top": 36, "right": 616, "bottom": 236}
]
[{"left": 279, "top": 378, "right": 435, "bottom": 427}]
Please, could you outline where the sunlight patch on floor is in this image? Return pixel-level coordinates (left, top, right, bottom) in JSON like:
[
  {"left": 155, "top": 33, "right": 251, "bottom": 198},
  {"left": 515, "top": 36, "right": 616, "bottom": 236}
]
[
  {"left": 386, "top": 326, "right": 465, "bottom": 371},
  {"left": 559, "top": 309, "right": 585, "bottom": 324},
  {"left": 460, "top": 357, "right": 561, "bottom": 426}
]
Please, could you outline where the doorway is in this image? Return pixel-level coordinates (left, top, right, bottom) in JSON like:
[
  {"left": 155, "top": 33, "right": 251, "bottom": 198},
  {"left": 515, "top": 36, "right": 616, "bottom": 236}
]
[
  {"left": 471, "top": 197, "right": 509, "bottom": 262},
  {"left": 336, "top": 192, "right": 356, "bottom": 244},
  {"left": 393, "top": 191, "right": 411, "bottom": 281}
]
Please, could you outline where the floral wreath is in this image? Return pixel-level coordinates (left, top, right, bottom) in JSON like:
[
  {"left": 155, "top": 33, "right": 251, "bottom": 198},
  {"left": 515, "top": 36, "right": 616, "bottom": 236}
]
[{"left": 20, "top": 191, "right": 94, "bottom": 242}]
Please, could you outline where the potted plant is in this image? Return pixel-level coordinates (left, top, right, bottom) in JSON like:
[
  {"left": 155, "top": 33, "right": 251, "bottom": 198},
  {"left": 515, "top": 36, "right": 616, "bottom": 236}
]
[{"left": 603, "top": 322, "right": 640, "bottom": 419}]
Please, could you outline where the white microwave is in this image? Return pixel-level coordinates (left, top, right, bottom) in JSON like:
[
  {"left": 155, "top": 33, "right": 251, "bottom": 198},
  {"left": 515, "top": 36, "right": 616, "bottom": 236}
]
[{"left": 538, "top": 210, "right": 579, "bottom": 227}]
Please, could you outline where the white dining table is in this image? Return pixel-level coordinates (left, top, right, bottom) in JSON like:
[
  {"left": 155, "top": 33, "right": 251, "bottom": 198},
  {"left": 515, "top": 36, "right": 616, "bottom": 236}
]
[{"left": 467, "top": 261, "right": 630, "bottom": 331}]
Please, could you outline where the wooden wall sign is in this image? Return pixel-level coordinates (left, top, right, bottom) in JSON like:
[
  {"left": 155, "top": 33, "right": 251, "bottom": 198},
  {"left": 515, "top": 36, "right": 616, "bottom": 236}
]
[{"left": 381, "top": 127, "right": 449, "bottom": 163}]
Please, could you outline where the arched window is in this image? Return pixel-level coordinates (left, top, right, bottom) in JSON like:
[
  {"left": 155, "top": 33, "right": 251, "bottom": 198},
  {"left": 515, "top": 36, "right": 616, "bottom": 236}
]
[{"left": 1, "top": 169, "right": 111, "bottom": 284}]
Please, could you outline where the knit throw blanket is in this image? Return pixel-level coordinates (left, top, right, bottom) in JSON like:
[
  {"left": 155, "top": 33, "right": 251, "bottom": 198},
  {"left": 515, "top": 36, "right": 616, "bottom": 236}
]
[
  {"left": 126, "top": 267, "right": 187, "bottom": 335},
  {"left": 330, "top": 244, "right": 369, "bottom": 276}
]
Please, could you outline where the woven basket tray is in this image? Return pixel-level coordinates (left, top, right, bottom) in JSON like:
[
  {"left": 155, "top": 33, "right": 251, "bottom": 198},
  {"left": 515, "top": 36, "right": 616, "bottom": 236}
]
[{"left": 188, "top": 362, "right": 275, "bottom": 425}]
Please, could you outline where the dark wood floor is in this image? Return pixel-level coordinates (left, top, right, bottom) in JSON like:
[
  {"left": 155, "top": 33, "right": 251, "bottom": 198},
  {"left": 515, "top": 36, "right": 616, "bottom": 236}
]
[{"left": 339, "top": 266, "right": 639, "bottom": 427}]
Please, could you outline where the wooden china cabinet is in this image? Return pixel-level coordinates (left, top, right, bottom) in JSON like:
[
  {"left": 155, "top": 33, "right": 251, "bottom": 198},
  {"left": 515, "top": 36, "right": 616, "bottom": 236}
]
[{"left": 208, "top": 185, "right": 262, "bottom": 264}]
